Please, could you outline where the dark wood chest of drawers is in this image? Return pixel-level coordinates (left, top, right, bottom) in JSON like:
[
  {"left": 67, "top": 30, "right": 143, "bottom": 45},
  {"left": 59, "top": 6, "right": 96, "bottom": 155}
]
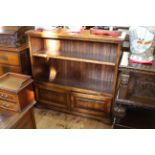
[
  {"left": 0, "top": 26, "right": 33, "bottom": 76},
  {"left": 0, "top": 44, "right": 32, "bottom": 75},
  {"left": 0, "top": 72, "right": 35, "bottom": 112},
  {"left": 0, "top": 26, "right": 34, "bottom": 48}
]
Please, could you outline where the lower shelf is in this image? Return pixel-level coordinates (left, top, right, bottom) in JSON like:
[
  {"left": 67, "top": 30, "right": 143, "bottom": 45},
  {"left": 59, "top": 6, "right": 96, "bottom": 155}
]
[
  {"left": 35, "top": 77, "right": 113, "bottom": 94},
  {"left": 33, "top": 56, "right": 114, "bottom": 94},
  {"left": 52, "top": 79, "right": 113, "bottom": 94}
]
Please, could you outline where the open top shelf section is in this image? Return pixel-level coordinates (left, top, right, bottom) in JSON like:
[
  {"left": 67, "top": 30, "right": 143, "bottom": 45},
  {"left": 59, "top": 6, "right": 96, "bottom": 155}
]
[
  {"left": 30, "top": 37, "right": 118, "bottom": 66},
  {"left": 33, "top": 57, "right": 114, "bottom": 94}
]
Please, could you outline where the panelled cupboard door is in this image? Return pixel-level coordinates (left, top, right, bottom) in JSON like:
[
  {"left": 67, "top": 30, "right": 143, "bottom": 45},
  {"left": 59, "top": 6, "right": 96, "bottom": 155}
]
[
  {"left": 70, "top": 92, "right": 112, "bottom": 117},
  {"left": 35, "top": 84, "right": 69, "bottom": 110}
]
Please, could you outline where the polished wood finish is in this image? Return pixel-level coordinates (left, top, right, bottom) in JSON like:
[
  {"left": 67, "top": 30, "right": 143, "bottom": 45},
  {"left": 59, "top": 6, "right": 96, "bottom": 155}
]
[
  {"left": 113, "top": 52, "right": 155, "bottom": 129},
  {"left": 0, "top": 26, "right": 34, "bottom": 47},
  {"left": 33, "top": 57, "right": 114, "bottom": 93},
  {"left": 0, "top": 44, "right": 31, "bottom": 75},
  {"left": 0, "top": 64, "right": 21, "bottom": 75},
  {"left": 27, "top": 29, "right": 125, "bottom": 123},
  {"left": 0, "top": 102, "right": 36, "bottom": 129},
  {"left": 0, "top": 26, "right": 33, "bottom": 76},
  {"left": 35, "top": 83, "right": 69, "bottom": 111},
  {"left": 0, "top": 73, "right": 35, "bottom": 112},
  {"left": 70, "top": 92, "right": 111, "bottom": 117},
  {"left": 0, "top": 51, "right": 20, "bottom": 66},
  {"left": 0, "top": 43, "right": 29, "bottom": 52},
  {"left": 27, "top": 29, "right": 126, "bottom": 43}
]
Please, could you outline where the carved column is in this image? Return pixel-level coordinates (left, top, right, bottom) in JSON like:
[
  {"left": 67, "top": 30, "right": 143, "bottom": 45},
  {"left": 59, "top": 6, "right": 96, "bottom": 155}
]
[
  {"left": 119, "top": 72, "right": 130, "bottom": 99},
  {"left": 113, "top": 105, "right": 127, "bottom": 126},
  {"left": 113, "top": 71, "right": 129, "bottom": 126}
]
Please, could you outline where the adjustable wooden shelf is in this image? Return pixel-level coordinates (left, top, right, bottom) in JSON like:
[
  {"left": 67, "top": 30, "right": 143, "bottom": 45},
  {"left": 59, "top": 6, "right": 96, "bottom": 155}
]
[{"left": 27, "top": 29, "right": 125, "bottom": 123}]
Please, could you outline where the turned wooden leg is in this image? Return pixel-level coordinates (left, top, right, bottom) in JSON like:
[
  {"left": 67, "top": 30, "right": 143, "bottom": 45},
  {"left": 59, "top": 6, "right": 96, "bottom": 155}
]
[{"left": 113, "top": 105, "right": 127, "bottom": 125}]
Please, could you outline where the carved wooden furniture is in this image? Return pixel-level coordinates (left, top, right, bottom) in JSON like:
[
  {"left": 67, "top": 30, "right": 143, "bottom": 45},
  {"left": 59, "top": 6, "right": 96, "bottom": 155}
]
[
  {"left": 113, "top": 52, "right": 155, "bottom": 128},
  {"left": 0, "top": 72, "right": 35, "bottom": 112},
  {"left": 27, "top": 29, "right": 125, "bottom": 123},
  {"left": 0, "top": 103, "right": 36, "bottom": 129},
  {"left": 0, "top": 26, "right": 33, "bottom": 75},
  {"left": 0, "top": 26, "right": 34, "bottom": 48}
]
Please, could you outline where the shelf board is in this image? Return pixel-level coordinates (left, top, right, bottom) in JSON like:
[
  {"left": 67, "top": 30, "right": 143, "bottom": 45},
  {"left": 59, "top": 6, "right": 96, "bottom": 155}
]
[
  {"left": 36, "top": 77, "right": 113, "bottom": 94},
  {"left": 32, "top": 51, "right": 116, "bottom": 66},
  {"left": 55, "top": 79, "right": 112, "bottom": 93}
]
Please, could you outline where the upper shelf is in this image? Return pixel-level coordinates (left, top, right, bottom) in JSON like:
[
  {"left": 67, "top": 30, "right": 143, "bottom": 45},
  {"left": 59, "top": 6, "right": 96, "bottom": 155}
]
[
  {"left": 32, "top": 50, "right": 116, "bottom": 66},
  {"left": 26, "top": 29, "right": 126, "bottom": 44}
]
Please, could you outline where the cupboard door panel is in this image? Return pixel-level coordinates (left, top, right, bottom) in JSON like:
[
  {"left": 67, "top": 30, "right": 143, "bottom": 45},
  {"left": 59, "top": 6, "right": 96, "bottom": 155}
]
[
  {"left": 35, "top": 84, "right": 69, "bottom": 110},
  {"left": 71, "top": 93, "right": 112, "bottom": 117}
]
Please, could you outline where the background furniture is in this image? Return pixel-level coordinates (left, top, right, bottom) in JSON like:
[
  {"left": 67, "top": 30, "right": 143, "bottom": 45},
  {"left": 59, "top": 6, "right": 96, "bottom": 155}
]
[
  {"left": 113, "top": 52, "right": 155, "bottom": 128},
  {"left": 27, "top": 29, "right": 125, "bottom": 123},
  {"left": 0, "top": 103, "right": 36, "bottom": 129},
  {"left": 0, "top": 72, "right": 35, "bottom": 112},
  {"left": 85, "top": 26, "right": 130, "bottom": 52},
  {"left": 0, "top": 26, "right": 33, "bottom": 76}
]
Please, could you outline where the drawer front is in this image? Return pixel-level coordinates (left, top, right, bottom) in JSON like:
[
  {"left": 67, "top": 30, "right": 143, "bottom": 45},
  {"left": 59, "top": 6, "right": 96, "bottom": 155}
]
[
  {"left": 0, "top": 100, "right": 20, "bottom": 112},
  {"left": 0, "top": 90, "right": 18, "bottom": 103},
  {"left": 35, "top": 84, "right": 69, "bottom": 110},
  {"left": 0, "top": 64, "right": 21, "bottom": 76},
  {"left": 0, "top": 51, "right": 20, "bottom": 66},
  {"left": 71, "top": 93, "right": 112, "bottom": 117}
]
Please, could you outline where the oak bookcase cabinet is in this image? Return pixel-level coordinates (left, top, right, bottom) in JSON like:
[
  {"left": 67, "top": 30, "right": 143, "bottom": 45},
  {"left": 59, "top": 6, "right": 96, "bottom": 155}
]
[{"left": 27, "top": 29, "right": 125, "bottom": 123}]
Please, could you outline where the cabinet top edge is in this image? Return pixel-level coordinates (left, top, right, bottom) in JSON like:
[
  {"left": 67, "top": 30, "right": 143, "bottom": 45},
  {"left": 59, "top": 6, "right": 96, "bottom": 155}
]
[
  {"left": 26, "top": 30, "right": 126, "bottom": 44},
  {"left": 0, "top": 43, "right": 28, "bottom": 52}
]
